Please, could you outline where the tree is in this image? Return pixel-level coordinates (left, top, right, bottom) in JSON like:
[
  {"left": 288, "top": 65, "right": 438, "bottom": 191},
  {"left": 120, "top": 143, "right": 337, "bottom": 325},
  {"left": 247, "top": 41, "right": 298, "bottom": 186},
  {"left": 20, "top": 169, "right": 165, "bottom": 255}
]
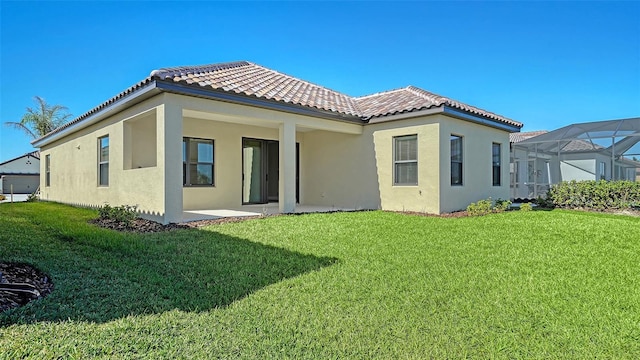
[{"left": 4, "top": 96, "right": 72, "bottom": 140}]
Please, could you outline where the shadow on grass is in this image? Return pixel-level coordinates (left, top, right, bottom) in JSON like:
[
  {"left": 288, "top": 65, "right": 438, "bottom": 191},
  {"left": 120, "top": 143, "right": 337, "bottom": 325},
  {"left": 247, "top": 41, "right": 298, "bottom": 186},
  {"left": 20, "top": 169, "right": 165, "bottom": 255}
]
[{"left": 0, "top": 220, "right": 337, "bottom": 325}]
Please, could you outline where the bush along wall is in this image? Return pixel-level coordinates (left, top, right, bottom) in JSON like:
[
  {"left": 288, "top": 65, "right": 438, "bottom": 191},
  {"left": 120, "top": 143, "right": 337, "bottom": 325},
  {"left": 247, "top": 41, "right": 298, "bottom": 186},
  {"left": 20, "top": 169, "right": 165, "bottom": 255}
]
[{"left": 548, "top": 180, "right": 640, "bottom": 210}]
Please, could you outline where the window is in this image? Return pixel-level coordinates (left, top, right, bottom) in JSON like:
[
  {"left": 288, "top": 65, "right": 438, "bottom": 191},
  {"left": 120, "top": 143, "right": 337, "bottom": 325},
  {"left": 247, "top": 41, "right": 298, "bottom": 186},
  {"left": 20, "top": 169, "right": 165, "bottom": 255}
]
[
  {"left": 183, "top": 137, "right": 214, "bottom": 186},
  {"left": 599, "top": 162, "right": 606, "bottom": 180},
  {"left": 451, "top": 135, "right": 463, "bottom": 185},
  {"left": 393, "top": 135, "right": 418, "bottom": 185},
  {"left": 492, "top": 143, "right": 501, "bottom": 186},
  {"left": 45, "top": 154, "right": 51, "bottom": 187},
  {"left": 98, "top": 136, "right": 109, "bottom": 186}
]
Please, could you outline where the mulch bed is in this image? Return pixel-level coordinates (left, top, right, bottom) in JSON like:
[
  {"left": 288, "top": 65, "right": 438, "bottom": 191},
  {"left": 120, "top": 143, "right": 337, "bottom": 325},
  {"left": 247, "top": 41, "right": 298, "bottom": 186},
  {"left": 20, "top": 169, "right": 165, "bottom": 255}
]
[
  {"left": 89, "top": 218, "right": 191, "bottom": 233},
  {"left": 89, "top": 216, "right": 265, "bottom": 234},
  {"left": 0, "top": 262, "right": 54, "bottom": 313}
]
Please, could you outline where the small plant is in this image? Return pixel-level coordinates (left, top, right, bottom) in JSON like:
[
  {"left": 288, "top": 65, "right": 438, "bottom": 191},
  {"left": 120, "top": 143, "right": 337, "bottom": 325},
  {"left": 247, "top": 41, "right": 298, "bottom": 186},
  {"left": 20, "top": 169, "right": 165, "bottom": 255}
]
[
  {"left": 26, "top": 192, "right": 39, "bottom": 202},
  {"left": 467, "top": 198, "right": 513, "bottom": 216},
  {"left": 466, "top": 198, "right": 494, "bottom": 216},
  {"left": 520, "top": 202, "right": 533, "bottom": 212},
  {"left": 533, "top": 195, "right": 554, "bottom": 209},
  {"left": 98, "top": 204, "right": 138, "bottom": 227},
  {"left": 494, "top": 198, "right": 512, "bottom": 212}
]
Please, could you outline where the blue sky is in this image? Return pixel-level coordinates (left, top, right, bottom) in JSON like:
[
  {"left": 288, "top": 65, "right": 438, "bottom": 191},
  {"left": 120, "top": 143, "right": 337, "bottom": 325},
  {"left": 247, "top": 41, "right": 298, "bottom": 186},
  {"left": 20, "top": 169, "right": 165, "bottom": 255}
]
[{"left": 1, "top": 1, "right": 639, "bottom": 160}]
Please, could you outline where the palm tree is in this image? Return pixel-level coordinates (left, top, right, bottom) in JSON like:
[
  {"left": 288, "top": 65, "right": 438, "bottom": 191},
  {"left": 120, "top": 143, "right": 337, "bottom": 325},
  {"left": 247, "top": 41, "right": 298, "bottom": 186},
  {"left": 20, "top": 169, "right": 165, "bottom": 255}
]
[{"left": 4, "top": 96, "right": 72, "bottom": 140}]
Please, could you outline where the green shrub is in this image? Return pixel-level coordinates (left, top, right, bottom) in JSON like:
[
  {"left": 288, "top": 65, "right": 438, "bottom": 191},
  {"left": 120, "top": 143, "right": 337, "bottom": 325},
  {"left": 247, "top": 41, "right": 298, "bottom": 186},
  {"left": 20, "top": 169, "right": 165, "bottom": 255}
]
[
  {"left": 533, "top": 195, "right": 554, "bottom": 209},
  {"left": 98, "top": 204, "right": 138, "bottom": 226},
  {"left": 467, "top": 199, "right": 494, "bottom": 216},
  {"left": 494, "top": 198, "right": 512, "bottom": 213},
  {"left": 26, "top": 192, "right": 39, "bottom": 202},
  {"left": 549, "top": 180, "right": 640, "bottom": 210},
  {"left": 520, "top": 203, "right": 533, "bottom": 212},
  {"left": 467, "top": 198, "right": 515, "bottom": 216}
]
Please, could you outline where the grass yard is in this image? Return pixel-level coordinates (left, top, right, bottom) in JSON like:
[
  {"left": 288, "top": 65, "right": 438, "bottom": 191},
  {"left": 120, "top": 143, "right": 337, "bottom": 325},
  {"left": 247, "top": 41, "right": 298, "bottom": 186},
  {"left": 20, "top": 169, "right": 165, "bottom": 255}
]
[{"left": 1, "top": 202, "right": 639, "bottom": 359}]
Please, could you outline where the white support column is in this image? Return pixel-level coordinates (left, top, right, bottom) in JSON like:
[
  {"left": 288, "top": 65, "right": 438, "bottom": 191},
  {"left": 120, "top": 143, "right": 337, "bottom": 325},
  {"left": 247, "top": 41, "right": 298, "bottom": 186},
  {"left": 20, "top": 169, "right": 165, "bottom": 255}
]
[
  {"left": 158, "top": 97, "right": 183, "bottom": 224},
  {"left": 279, "top": 121, "right": 296, "bottom": 213}
]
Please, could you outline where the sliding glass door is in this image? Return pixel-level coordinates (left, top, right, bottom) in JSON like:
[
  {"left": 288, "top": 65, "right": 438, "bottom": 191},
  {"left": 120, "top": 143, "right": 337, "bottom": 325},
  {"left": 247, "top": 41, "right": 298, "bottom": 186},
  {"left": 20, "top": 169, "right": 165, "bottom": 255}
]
[
  {"left": 242, "top": 138, "right": 298, "bottom": 205},
  {"left": 242, "top": 139, "right": 264, "bottom": 204}
]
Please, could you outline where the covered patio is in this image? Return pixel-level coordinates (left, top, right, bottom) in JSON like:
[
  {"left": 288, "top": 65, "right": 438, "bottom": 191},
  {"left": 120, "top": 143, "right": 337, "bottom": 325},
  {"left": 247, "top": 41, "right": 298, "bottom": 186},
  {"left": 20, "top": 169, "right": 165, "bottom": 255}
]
[{"left": 511, "top": 117, "right": 640, "bottom": 199}]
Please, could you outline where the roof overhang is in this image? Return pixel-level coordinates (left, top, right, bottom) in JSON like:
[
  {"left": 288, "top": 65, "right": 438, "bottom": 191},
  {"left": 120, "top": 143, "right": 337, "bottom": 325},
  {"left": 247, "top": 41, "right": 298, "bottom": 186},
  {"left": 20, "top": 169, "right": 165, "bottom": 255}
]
[
  {"left": 442, "top": 106, "right": 522, "bottom": 132},
  {"left": 365, "top": 105, "right": 521, "bottom": 132}
]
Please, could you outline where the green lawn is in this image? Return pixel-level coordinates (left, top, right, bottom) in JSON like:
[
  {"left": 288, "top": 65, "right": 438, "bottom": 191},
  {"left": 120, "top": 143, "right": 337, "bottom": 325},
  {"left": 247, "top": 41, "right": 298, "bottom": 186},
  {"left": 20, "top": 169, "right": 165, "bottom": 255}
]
[{"left": 1, "top": 202, "right": 639, "bottom": 359}]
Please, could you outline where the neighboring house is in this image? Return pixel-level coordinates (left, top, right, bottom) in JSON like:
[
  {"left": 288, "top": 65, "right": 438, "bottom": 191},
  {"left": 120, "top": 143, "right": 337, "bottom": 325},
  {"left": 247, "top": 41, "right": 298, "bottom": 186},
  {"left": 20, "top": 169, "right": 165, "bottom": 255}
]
[
  {"left": 0, "top": 151, "right": 40, "bottom": 194},
  {"left": 510, "top": 118, "right": 640, "bottom": 199},
  {"left": 33, "top": 61, "right": 523, "bottom": 224}
]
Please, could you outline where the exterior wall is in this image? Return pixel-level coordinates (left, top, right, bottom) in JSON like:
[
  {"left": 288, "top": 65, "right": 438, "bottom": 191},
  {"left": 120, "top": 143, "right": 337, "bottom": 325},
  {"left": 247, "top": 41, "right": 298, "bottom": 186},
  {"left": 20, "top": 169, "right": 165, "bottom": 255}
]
[
  {"left": 306, "top": 114, "right": 510, "bottom": 215},
  {"left": 39, "top": 95, "right": 167, "bottom": 221},
  {"left": 438, "top": 115, "right": 511, "bottom": 213},
  {"left": 370, "top": 118, "right": 441, "bottom": 213},
  {"left": 302, "top": 130, "right": 380, "bottom": 210}
]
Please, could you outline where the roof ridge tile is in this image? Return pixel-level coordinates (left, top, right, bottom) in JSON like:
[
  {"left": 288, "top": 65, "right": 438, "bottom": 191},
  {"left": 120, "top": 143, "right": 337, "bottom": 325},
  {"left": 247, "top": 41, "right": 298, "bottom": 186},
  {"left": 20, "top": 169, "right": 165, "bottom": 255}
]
[
  {"left": 354, "top": 87, "right": 409, "bottom": 100},
  {"left": 151, "top": 61, "right": 251, "bottom": 79}
]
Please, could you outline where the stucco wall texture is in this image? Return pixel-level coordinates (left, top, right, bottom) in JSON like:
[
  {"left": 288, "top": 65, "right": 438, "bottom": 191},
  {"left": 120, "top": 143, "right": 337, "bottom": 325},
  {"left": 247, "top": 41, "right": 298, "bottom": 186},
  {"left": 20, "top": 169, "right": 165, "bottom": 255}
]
[{"left": 40, "top": 93, "right": 511, "bottom": 223}]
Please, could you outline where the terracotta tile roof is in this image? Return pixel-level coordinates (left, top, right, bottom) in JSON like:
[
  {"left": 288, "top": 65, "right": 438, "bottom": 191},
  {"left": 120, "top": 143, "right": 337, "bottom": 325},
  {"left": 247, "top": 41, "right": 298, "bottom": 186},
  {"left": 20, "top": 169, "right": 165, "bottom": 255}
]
[
  {"left": 355, "top": 86, "right": 520, "bottom": 126},
  {"left": 152, "top": 61, "right": 361, "bottom": 116},
  {"left": 153, "top": 61, "right": 521, "bottom": 127},
  {"left": 35, "top": 61, "right": 522, "bottom": 145}
]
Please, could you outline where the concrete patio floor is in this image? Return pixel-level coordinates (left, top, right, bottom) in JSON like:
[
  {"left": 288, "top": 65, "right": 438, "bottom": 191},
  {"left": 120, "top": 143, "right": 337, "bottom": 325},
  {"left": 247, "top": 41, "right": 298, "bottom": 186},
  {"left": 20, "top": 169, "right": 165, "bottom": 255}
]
[{"left": 182, "top": 203, "right": 361, "bottom": 222}]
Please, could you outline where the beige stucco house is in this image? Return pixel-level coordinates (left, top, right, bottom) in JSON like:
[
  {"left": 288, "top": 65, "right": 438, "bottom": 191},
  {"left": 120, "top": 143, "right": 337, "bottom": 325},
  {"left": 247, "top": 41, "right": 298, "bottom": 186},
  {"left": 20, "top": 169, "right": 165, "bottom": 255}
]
[{"left": 33, "top": 61, "right": 523, "bottom": 223}]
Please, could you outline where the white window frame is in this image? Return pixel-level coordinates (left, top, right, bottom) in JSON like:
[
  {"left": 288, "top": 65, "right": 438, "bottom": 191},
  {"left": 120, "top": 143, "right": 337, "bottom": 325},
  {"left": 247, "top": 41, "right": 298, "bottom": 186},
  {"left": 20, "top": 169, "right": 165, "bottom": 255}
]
[
  {"left": 98, "top": 135, "right": 109, "bottom": 187},
  {"left": 393, "top": 134, "right": 418, "bottom": 186}
]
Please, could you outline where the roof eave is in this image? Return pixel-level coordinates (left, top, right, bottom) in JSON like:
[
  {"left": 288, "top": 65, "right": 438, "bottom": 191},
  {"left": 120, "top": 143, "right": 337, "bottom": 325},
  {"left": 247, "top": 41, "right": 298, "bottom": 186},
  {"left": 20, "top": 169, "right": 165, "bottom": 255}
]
[
  {"left": 32, "top": 82, "right": 162, "bottom": 148},
  {"left": 442, "top": 106, "right": 522, "bottom": 132}
]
